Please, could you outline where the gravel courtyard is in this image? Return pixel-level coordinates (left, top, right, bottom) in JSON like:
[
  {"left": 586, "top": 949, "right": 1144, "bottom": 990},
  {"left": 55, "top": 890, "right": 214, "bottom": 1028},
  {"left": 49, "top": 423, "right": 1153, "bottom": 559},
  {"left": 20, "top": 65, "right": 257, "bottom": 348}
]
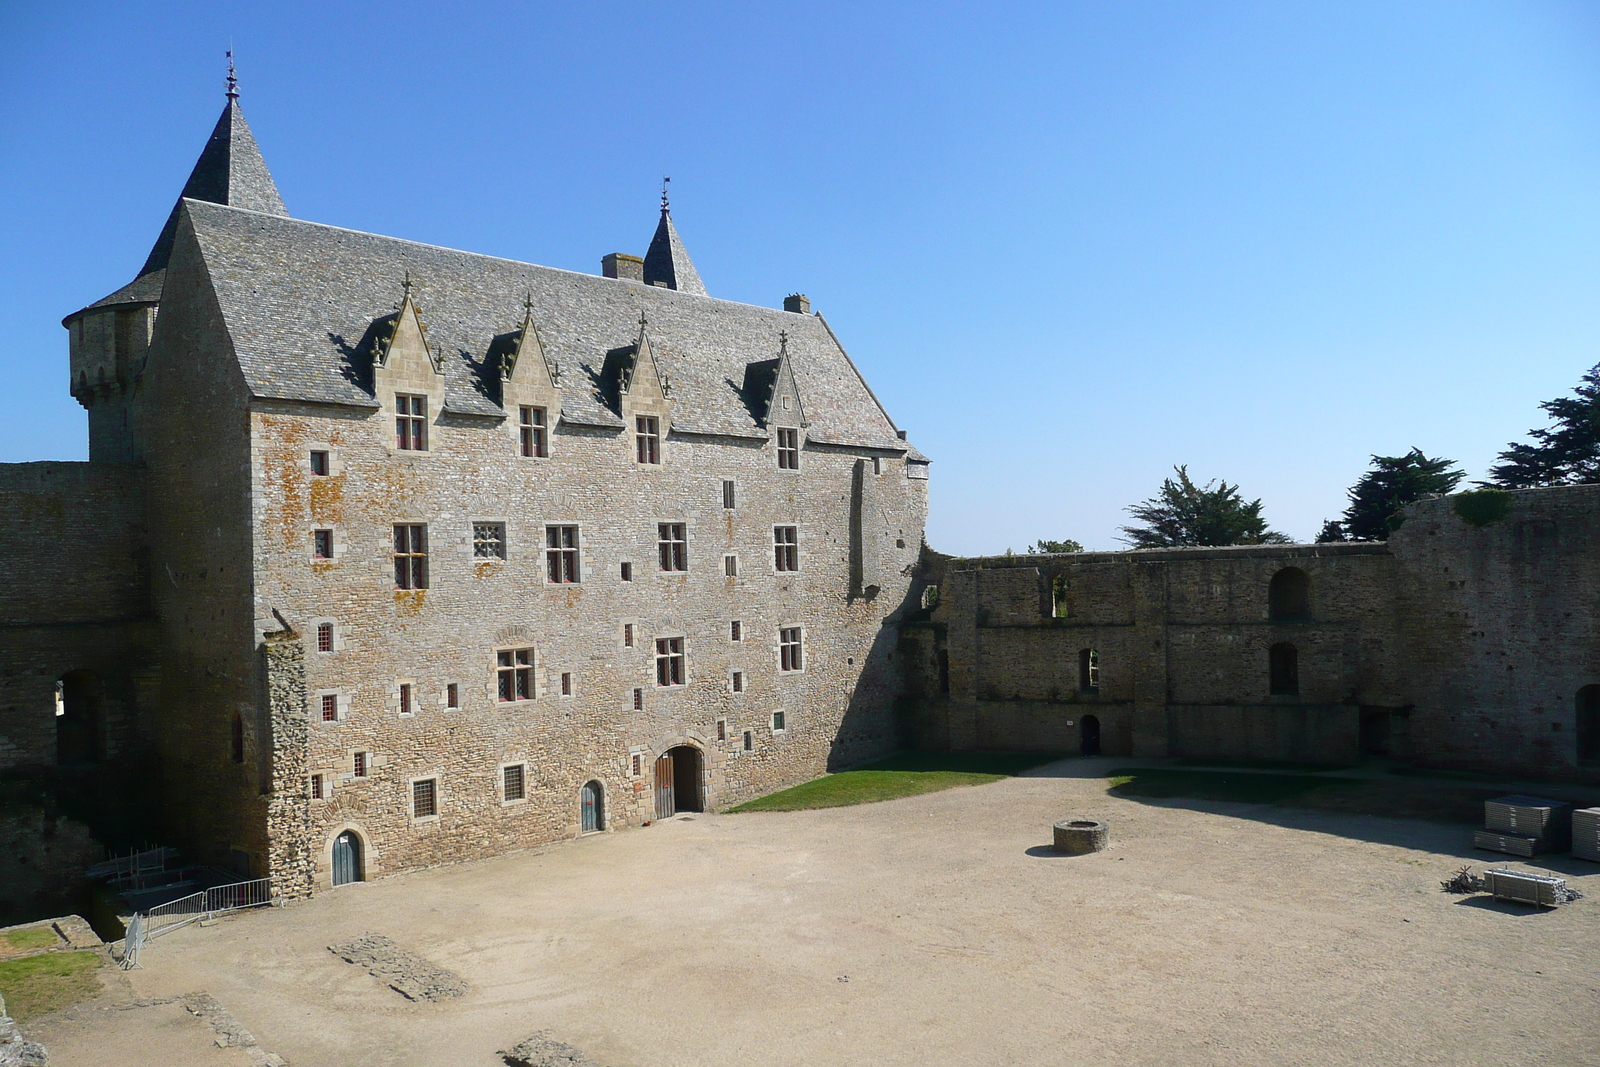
[{"left": 40, "top": 761, "right": 1600, "bottom": 1066}]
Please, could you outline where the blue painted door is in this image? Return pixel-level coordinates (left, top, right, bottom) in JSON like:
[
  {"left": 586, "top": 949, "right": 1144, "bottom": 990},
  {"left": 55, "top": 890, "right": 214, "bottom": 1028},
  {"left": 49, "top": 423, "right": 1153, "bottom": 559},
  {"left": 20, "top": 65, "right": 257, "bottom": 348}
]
[{"left": 332, "top": 831, "right": 360, "bottom": 885}]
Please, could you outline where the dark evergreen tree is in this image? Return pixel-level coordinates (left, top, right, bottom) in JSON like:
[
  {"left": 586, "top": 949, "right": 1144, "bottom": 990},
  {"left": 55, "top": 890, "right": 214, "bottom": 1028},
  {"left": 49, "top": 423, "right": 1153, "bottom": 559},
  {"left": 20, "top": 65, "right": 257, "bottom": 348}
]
[
  {"left": 1337, "top": 449, "right": 1464, "bottom": 541},
  {"left": 1119, "top": 466, "right": 1290, "bottom": 548},
  {"left": 1314, "top": 519, "right": 1347, "bottom": 543},
  {"left": 1486, "top": 362, "right": 1600, "bottom": 488}
]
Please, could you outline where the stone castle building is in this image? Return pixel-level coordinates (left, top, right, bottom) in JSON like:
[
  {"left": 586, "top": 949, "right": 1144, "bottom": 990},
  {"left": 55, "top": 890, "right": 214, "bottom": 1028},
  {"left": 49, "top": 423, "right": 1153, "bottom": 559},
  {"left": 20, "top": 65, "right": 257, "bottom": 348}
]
[{"left": 3, "top": 83, "right": 1596, "bottom": 905}]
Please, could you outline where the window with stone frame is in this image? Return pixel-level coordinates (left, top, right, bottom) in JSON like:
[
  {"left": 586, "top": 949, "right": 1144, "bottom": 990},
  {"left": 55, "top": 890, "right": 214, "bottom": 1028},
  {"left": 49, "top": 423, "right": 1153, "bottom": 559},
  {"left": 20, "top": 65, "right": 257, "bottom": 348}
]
[
  {"left": 722, "top": 479, "right": 736, "bottom": 509},
  {"left": 774, "top": 526, "right": 799, "bottom": 572},
  {"left": 546, "top": 525, "right": 579, "bottom": 583},
  {"left": 772, "top": 710, "right": 786, "bottom": 732},
  {"left": 776, "top": 427, "right": 800, "bottom": 469},
  {"left": 353, "top": 751, "right": 369, "bottom": 777},
  {"left": 655, "top": 637, "right": 685, "bottom": 687},
  {"left": 395, "top": 394, "right": 427, "bottom": 450},
  {"left": 503, "top": 763, "right": 526, "bottom": 802},
  {"left": 320, "top": 693, "right": 339, "bottom": 722},
  {"left": 412, "top": 777, "right": 437, "bottom": 818},
  {"left": 560, "top": 672, "right": 573, "bottom": 696},
  {"left": 636, "top": 415, "right": 661, "bottom": 464},
  {"left": 310, "top": 773, "right": 325, "bottom": 800},
  {"left": 724, "top": 554, "right": 738, "bottom": 577},
  {"left": 742, "top": 729, "right": 754, "bottom": 752},
  {"left": 519, "top": 406, "right": 547, "bottom": 458},
  {"left": 473, "top": 522, "right": 507, "bottom": 560},
  {"left": 316, "top": 623, "right": 334, "bottom": 653},
  {"left": 632, "top": 687, "right": 643, "bottom": 710},
  {"left": 731, "top": 670, "right": 744, "bottom": 693},
  {"left": 398, "top": 682, "right": 414, "bottom": 717},
  {"left": 780, "top": 627, "right": 804, "bottom": 672},
  {"left": 446, "top": 683, "right": 459, "bottom": 709},
  {"left": 658, "top": 523, "right": 687, "bottom": 571},
  {"left": 498, "top": 648, "right": 534, "bottom": 702},
  {"left": 313, "top": 529, "right": 334, "bottom": 560},
  {"left": 730, "top": 620, "right": 742, "bottom": 642},
  {"left": 310, "top": 449, "right": 330, "bottom": 475},
  {"left": 394, "top": 525, "right": 428, "bottom": 589}
]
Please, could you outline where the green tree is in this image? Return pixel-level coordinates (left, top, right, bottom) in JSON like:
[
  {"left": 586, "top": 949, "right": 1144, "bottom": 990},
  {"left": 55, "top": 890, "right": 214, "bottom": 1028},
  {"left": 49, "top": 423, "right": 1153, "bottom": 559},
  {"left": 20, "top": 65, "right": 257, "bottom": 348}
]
[
  {"left": 1486, "top": 362, "right": 1600, "bottom": 488},
  {"left": 1119, "top": 466, "right": 1290, "bottom": 548},
  {"left": 1028, "top": 539, "right": 1084, "bottom": 554},
  {"left": 1324, "top": 449, "right": 1464, "bottom": 542}
]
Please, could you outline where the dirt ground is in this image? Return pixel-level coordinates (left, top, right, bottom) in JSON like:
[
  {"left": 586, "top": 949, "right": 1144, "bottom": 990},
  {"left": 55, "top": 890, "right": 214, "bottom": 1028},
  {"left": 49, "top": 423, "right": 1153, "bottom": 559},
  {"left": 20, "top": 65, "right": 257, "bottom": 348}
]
[{"left": 27, "top": 760, "right": 1600, "bottom": 1066}]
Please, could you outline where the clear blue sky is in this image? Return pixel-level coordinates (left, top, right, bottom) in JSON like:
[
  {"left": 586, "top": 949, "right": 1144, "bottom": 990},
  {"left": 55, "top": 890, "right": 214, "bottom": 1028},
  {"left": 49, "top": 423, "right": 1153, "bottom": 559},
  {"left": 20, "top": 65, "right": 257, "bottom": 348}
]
[{"left": 3, "top": 1, "right": 1599, "bottom": 553}]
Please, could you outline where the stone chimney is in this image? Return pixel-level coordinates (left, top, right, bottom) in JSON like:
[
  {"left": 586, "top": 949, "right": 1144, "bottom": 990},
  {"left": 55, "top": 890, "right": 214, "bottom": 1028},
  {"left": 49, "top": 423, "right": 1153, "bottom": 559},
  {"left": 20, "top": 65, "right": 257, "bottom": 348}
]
[
  {"left": 602, "top": 253, "right": 644, "bottom": 283},
  {"left": 783, "top": 294, "right": 811, "bottom": 314}
]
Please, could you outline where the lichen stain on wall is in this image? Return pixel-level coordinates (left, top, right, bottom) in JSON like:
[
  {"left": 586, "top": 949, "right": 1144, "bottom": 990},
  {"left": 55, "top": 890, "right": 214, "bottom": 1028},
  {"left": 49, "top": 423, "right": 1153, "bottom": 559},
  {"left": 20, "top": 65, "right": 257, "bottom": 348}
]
[
  {"left": 394, "top": 590, "right": 425, "bottom": 617},
  {"left": 260, "top": 416, "right": 311, "bottom": 550},
  {"left": 309, "top": 474, "right": 345, "bottom": 525}
]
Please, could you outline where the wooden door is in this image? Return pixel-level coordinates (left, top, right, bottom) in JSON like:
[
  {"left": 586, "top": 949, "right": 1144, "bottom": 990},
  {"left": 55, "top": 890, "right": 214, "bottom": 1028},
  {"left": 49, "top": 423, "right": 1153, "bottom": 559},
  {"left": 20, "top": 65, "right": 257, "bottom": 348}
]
[
  {"left": 655, "top": 754, "right": 675, "bottom": 819},
  {"left": 581, "top": 782, "right": 601, "bottom": 832},
  {"left": 332, "top": 831, "right": 359, "bottom": 885}
]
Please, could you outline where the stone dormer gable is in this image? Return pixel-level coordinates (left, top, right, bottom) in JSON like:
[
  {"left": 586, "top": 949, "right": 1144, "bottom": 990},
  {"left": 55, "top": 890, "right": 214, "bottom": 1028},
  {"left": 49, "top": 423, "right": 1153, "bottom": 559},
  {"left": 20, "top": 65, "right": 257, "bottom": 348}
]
[
  {"left": 498, "top": 301, "right": 562, "bottom": 452},
  {"left": 499, "top": 301, "right": 562, "bottom": 393},
  {"left": 372, "top": 286, "right": 446, "bottom": 448},
  {"left": 766, "top": 331, "right": 808, "bottom": 431},
  {"left": 617, "top": 317, "right": 672, "bottom": 413}
]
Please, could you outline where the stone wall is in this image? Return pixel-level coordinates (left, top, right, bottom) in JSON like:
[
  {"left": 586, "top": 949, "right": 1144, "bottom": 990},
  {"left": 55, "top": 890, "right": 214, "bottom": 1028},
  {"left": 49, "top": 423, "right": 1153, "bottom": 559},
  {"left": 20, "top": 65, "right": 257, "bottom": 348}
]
[{"left": 911, "top": 485, "right": 1600, "bottom": 781}]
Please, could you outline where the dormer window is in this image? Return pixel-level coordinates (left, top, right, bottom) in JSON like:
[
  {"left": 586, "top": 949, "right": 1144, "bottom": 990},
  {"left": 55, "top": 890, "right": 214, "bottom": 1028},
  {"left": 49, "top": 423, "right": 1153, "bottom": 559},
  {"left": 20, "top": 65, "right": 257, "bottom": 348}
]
[
  {"left": 519, "top": 406, "right": 547, "bottom": 458},
  {"left": 777, "top": 428, "right": 800, "bottom": 470},
  {"left": 636, "top": 416, "right": 661, "bottom": 464},
  {"left": 396, "top": 394, "right": 427, "bottom": 450}
]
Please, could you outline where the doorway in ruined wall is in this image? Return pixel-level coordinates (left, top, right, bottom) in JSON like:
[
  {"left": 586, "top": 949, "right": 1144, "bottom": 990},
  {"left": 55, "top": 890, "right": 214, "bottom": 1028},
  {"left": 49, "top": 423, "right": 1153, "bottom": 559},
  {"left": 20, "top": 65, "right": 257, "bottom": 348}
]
[
  {"left": 55, "top": 670, "right": 104, "bottom": 765},
  {"left": 1578, "top": 685, "right": 1600, "bottom": 765},
  {"left": 654, "top": 746, "right": 704, "bottom": 818},
  {"left": 1080, "top": 715, "right": 1102, "bottom": 757},
  {"left": 1359, "top": 707, "right": 1392, "bottom": 757}
]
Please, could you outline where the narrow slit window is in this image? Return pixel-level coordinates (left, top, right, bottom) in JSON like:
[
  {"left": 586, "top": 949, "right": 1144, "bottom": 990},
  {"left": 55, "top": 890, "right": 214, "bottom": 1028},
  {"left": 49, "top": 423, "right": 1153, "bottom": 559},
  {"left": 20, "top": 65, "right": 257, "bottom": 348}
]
[
  {"left": 1078, "top": 649, "right": 1099, "bottom": 693},
  {"left": 722, "top": 479, "right": 736, "bottom": 509},
  {"left": 519, "top": 406, "right": 547, "bottom": 458},
  {"left": 774, "top": 526, "right": 799, "bottom": 572},
  {"left": 398, "top": 683, "right": 413, "bottom": 717},
  {"left": 545, "top": 525, "right": 579, "bottom": 583},
  {"left": 498, "top": 648, "right": 534, "bottom": 702},
  {"left": 658, "top": 523, "right": 687, "bottom": 571},
  {"left": 724, "top": 554, "right": 738, "bottom": 577},
  {"left": 395, "top": 394, "right": 427, "bottom": 450},
  {"left": 632, "top": 687, "right": 643, "bottom": 711},
  {"left": 717, "top": 719, "right": 727, "bottom": 742},
  {"left": 636, "top": 415, "right": 661, "bottom": 464},
  {"left": 623, "top": 623, "right": 634, "bottom": 648},
  {"left": 393, "top": 525, "right": 428, "bottom": 589},
  {"left": 631, "top": 753, "right": 642, "bottom": 776},
  {"left": 230, "top": 713, "right": 245, "bottom": 763},
  {"left": 742, "top": 730, "right": 754, "bottom": 752},
  {"left": 561, "top": 672, "right": 573, "bottom": 696},
  {"left": 620, "top": 561, "right": 633, "bottom": 582},
  {"left": 412, "top": 778, "right": 437, "bottom": 818},
  {"left": 776, "top": 427, "right": 800, "bottom": 469},
  {"left": 655, "top": 637, "right": 685, "bottom": 687},
  {"left": 730, "top": 620, "right": 742, "bottom": 642},
  {"left": 503, "top": 764, "right": 526, "bottom": 801},
  {"left": 731, "top": 670, "right": 744, "bottom": 693},
  {"left": 446, "top": 682, "right": 459, "bottom": 709},
  {"left": 353, "top": 751, "right": 368, "bottom": 777}
]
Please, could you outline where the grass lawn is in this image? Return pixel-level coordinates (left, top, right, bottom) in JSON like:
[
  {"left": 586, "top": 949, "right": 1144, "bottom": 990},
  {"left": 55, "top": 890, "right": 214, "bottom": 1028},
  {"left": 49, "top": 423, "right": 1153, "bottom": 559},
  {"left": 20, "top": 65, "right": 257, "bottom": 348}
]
[
  {"left": 1106, "top": 768, "right": 1499, "bottom": 824},
  {"left": 729, "top": 751, "right": 1069, "bottom": 812},
  {"left": 0, "top": 927, "right": 60, "bottom": 958},
  {"left": 0, "top": 950, "right": 102, "bottom": 1022}
]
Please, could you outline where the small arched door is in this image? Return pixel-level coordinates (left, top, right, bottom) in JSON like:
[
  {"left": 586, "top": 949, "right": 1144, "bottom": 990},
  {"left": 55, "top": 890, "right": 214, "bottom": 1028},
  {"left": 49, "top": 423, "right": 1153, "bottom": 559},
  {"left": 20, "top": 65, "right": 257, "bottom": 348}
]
[
  {"left": 1081, "top": 714, "right": 1101, "bottom": 757},
  {"left": 332, "top": 831, "right": 362, "bottom": 886},
  {"left": 581, "top": 781, "right": 604, "bottom": 833}
]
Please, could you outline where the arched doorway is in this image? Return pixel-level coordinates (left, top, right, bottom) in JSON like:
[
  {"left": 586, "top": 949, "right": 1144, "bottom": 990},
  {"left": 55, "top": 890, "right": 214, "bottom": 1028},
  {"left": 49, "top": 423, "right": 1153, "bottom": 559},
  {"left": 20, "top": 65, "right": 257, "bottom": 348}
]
[
  {"left": 1080, "top": 714, "right": 1101, "bottom": 757},
  {"left": 654, "top": 746, "right": 704, "bottom": 818},
  {"left": 581, "top": 781, "right": 605, "bottom": 832},
  {"left": 1269, "top": 568, "right": 1311, "bottom": 620},
  {"left": 56, "top": 670, "right": 103, "bottom": 764},
  {"left": 332, "top": 830, "right": 363, "bottom": 886},
  {"left": 1578, "top": 685, "right": 1600, "bottom": 765}
]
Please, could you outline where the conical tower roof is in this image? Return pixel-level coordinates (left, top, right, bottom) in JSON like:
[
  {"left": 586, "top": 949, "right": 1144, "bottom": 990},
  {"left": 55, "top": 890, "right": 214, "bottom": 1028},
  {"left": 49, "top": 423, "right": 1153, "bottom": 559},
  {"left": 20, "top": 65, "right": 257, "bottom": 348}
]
[
  {"left": 641, "top": 196, "right": 706, "bottom": 297},
  {"left": 69, "top": 79, "right": 288, "bottom": 318}
]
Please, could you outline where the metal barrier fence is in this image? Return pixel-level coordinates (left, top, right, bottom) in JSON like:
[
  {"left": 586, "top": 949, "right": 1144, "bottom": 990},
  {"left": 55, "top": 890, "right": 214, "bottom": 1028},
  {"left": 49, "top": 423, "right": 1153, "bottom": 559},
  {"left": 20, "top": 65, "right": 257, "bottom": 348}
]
[{"left": 117, "top": 878, "right": 273, "bottom": 969}]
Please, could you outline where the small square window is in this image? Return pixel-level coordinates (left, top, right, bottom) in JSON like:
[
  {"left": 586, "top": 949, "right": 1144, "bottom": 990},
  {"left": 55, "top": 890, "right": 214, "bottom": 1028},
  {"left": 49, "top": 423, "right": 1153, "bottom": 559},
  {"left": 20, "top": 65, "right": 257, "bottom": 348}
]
[
  {"left": 730, "top": 620, "right": 742, "bottom": 642},
  {"left": 632, "top": 687, "right": 643, "bottom": 711},
  {"left": 503, "top": 764, "right": 526, "bottom": 802},
  {"left": 310, "top": 450, "right": 329, "bottom": 476},
  {"left": 446, "top": 682, "right": 459, "bottom": 709},
  {"left": 320, "top": 694, "right": 339, "bottom": 722},
  {"left": 474, "top": 523, "right": 507, "bottom": 560},
  {"left": 398, "top": 683, "right": 413, "bottom": 717},
  {"left": 722, "top": 479, "right": 736, "bottom": 509},
  {"left": 620, "top": 561, "right": 633, "bottom": 582},
  {"left": 742, "top": 730, "right": 754, "bottom": 752},
  {"left": 732, "top": 670, "right": 744, "bottom": 693},
  {"left": 724, "top": 554, "right": 738, "bottom": 577},
  {"left": 561, "top": 672, "right": 573, "bottom": 696},
  {"left": 353, "top": 751, "right": 368, "bottom": 777},
  {"left": 316, "top": 623, "right": 334, "bottom": 653},
  {"left": 772, "top": 710, "right": 786, "bottom": 732},
  {"left": 413, "top": 777, "right": 437, "bottom": 818},
  {"left": 313, "top": 529, "right": 334, "bottom": 560}
]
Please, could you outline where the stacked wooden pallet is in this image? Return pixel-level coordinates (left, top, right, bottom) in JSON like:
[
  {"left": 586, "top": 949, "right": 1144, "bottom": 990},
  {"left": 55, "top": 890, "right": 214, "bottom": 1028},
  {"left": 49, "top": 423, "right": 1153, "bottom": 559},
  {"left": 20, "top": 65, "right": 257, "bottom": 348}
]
[
  {"left": 1574, "top": 807, "right": 1600, "bottom": 863},
  {"left": 1472, "top": 795, "right": 1571, "bottom": 856},
  {"left": 1481, "top": 867, "right": 1575, "bottom": 907}
]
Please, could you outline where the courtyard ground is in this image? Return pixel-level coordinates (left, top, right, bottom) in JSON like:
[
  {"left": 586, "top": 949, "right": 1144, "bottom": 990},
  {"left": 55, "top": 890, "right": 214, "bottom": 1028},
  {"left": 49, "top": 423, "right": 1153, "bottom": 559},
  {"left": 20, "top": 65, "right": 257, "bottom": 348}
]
[{"left": 26, "top": 758, "right": 1600, "bottom": 1066}]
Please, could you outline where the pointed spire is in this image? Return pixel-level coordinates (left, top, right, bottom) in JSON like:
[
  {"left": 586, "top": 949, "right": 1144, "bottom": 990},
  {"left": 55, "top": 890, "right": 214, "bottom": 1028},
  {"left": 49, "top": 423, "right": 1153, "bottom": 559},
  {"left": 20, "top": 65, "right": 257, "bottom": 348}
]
[
  {"left": 135, "top": 61, "right": 289, "bottom": 277},
  {"left": 641, "top": 185, "right": 707, "bottom": 297}
]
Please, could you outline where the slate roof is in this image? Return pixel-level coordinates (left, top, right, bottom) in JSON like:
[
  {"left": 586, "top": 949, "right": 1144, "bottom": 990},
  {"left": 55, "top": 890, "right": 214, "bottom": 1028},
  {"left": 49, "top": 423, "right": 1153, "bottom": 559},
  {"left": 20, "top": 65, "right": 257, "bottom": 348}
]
[
  {"left": 66, "top": 96, "right": 288, "bottom": 322},
  {"left": 641, "top": 208, "right": 707, "bottom": 296},
  {"left": 178, "top": 200, "right": 919, "bottom": 455}
]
